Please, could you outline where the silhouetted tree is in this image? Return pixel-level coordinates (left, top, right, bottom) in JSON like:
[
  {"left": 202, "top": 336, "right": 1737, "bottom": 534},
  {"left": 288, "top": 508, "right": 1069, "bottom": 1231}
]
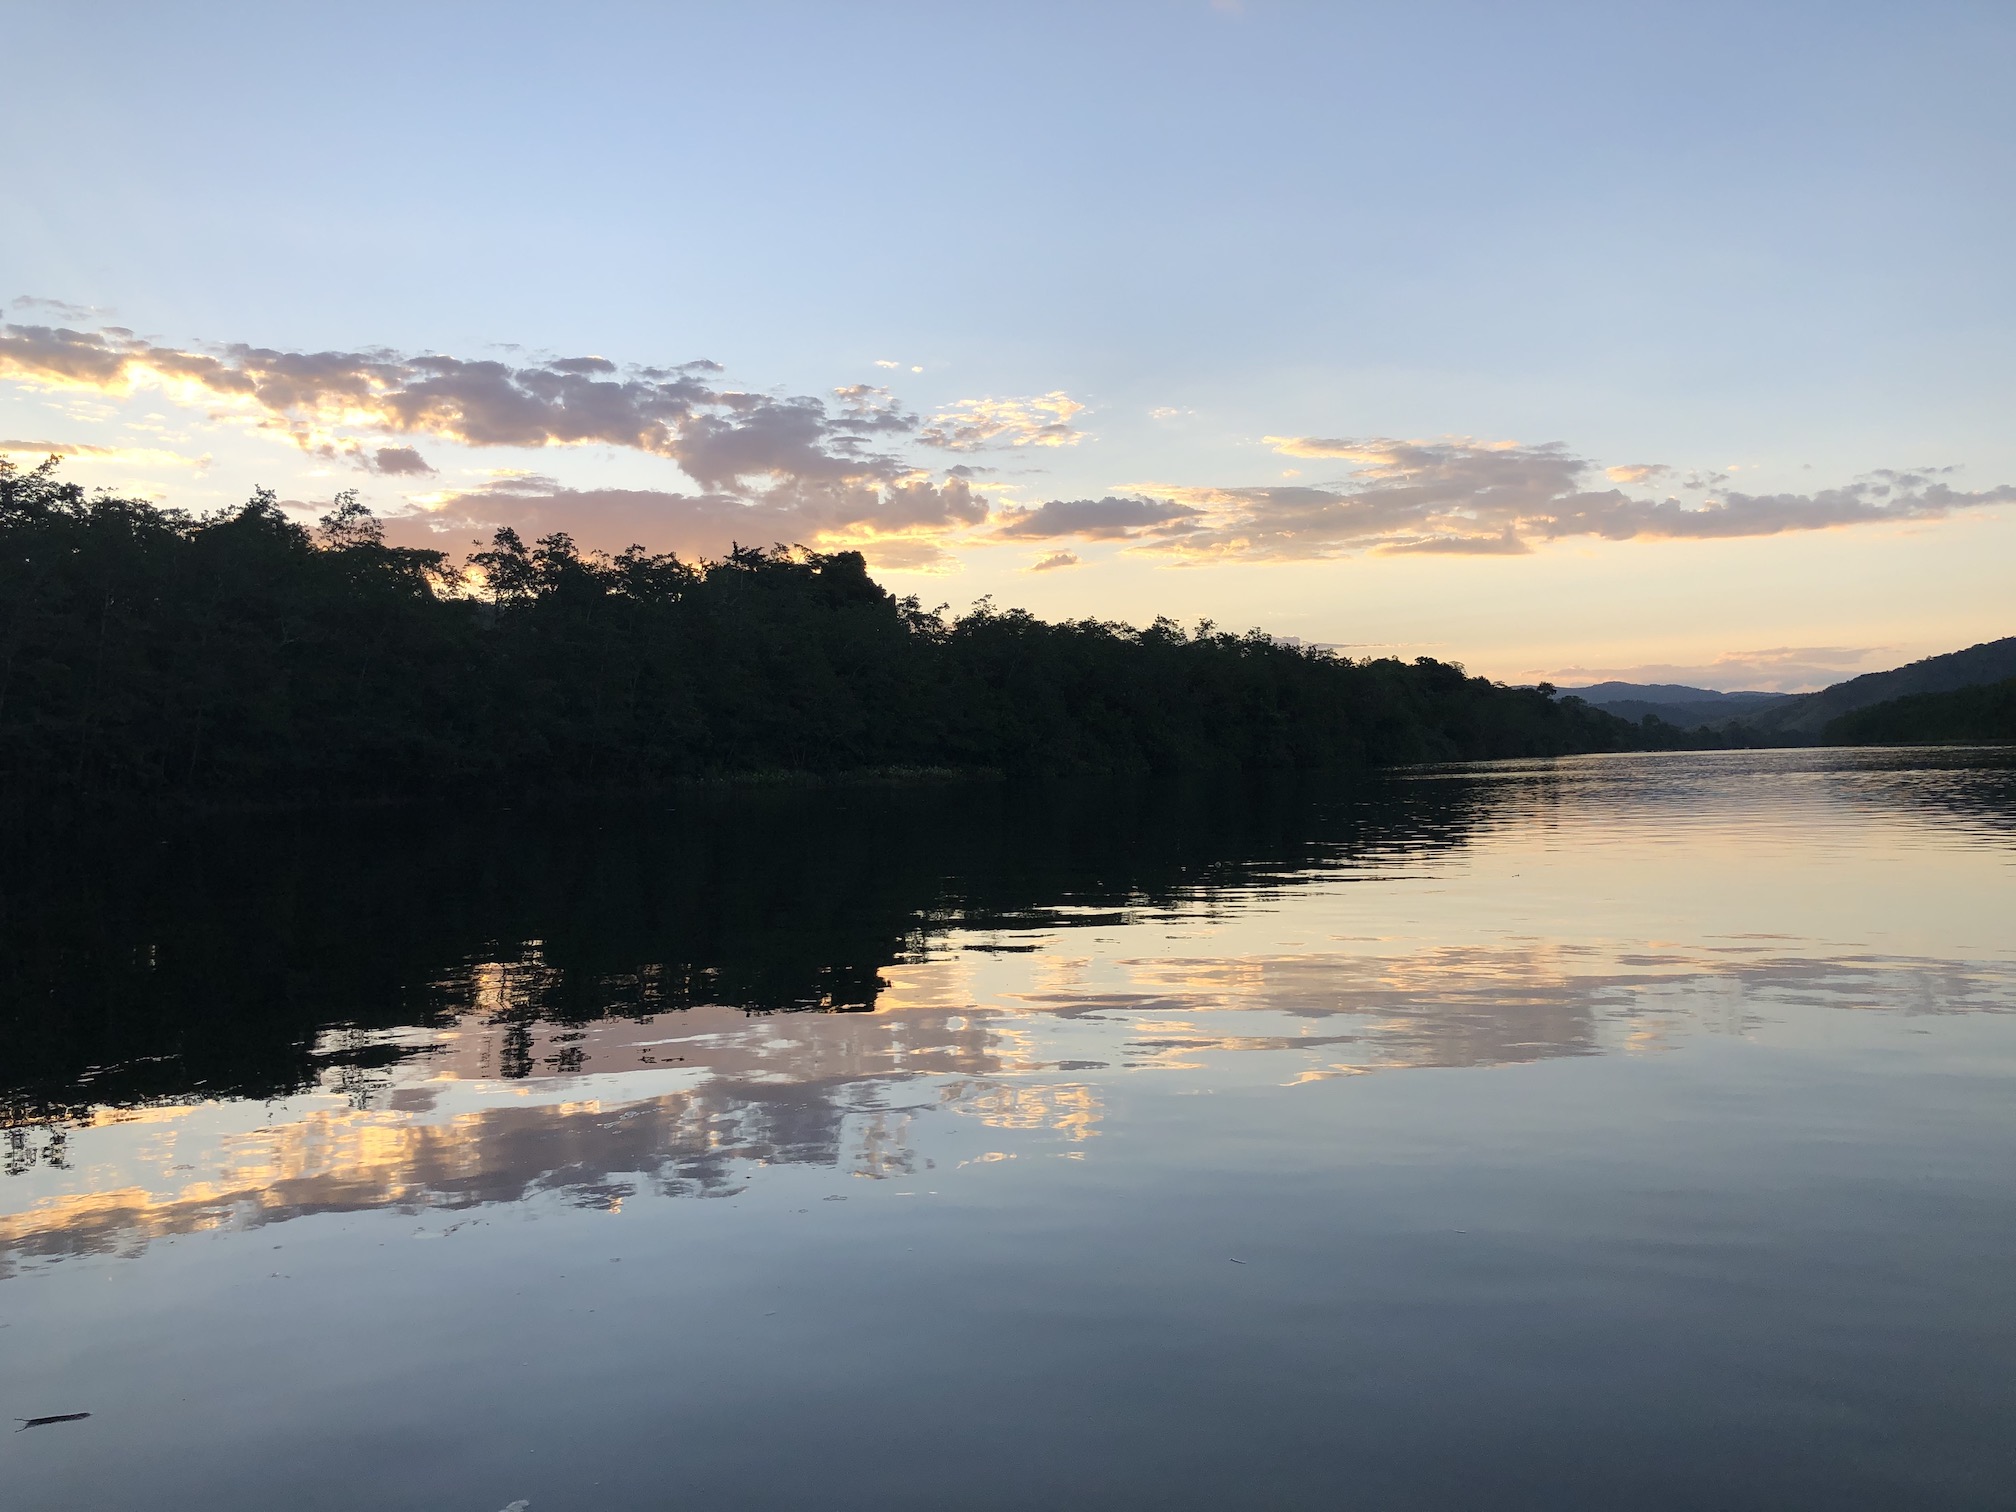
[{"left": 0, "top": 460, "right": 1658, "bottom": 810}]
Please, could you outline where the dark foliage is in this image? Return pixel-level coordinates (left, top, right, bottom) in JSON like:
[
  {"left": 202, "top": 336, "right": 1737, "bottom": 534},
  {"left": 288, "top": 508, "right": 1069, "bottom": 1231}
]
[
  {"left": 1630, "top": 714, "right": 1785, "bottom": 751},
  {"left": 1823, "top": 678, "right": 2016, "bottom": 746},
  {"left": 1752, "top": 634, "right": 2016, "bottom": 737},
  {"left": 1, "top": 459, "right": 1649, "bottom": 809}
]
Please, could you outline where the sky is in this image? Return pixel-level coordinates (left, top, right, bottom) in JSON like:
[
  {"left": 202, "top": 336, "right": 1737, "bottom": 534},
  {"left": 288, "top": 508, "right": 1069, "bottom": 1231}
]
[{"left": 3, "top": 0, "right": 2012, "bottom": 691}]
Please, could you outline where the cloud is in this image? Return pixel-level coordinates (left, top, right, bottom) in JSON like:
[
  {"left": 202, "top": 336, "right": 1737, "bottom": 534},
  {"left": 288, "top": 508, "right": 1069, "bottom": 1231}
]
[
  {"left": 993, "top": 495, "right": 1203, "bottom": 540},
  {"left": 918, "top": 392, "right": 1086, "bottom": 451},
  {"left": 1104, "top": 439, "right": 2016, "bottom": 560},
  {"left": 13, "top": 321, "right": 2013, "bottom": 573},
  {"left": 2, "top": 437, "right": 117, "bottom": 457},
  {"left": 1605, "top": 463, "right": 1669, "bottom": 485},
  {"left": 860, "top": 474, "right": 989, "bottom": 531},
  {"left": 0, "top": 323, "right": 943, "bottom": 511},
  {"left": 366, "top": 446, "right": 435, "bottom": 476},
  {"left": 1383, "top": 529, "right": 1531, "bottom": 556},
  {"left": 675, "top": 395, "right": 893, "bottom": 492},
  {"left": 392, "top": 472, "right": 983, "bottom": 569},
  {"left": 1027, "top": 551, "right": 1082, "bottom": 573},
  {"left": 0, "top": 321, "right": 1031, "bottom": 568},
  {"left": 856, "top": 537, "right": 959, "bottom": 572},
  {"left": 1263, "top": 435, "right": 1398, "bottom": 459},
  {"left": 8, "top": 295, "right": 107, "bottom": 321},
  {"left": 829, "top": 383, "right": 916, "bottom": 434},
  {"left": 0, "top": 321, "right": 713, "bottom": 451},
  {"left": 0, "top": 437, "right": 207, "bottom": 468}
]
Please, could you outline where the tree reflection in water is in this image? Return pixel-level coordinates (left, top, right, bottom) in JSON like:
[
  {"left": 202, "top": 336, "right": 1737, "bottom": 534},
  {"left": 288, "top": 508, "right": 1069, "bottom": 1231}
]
[{"left": 4, "top": 755, "right": 2013, "bottom": 1272}]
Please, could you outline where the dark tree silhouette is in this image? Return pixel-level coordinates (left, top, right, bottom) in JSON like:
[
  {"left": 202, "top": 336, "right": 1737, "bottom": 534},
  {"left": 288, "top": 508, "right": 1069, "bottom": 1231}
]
[
  {"left": 1824, "top": 679, "right": 2016, "bottom": 745},
  {"left": 0, "top": 459, "right": 1664, "bottom": 809}
]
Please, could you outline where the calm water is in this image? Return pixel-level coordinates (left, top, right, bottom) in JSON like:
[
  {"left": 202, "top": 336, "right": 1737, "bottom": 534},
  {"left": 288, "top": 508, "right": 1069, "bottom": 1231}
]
[{"left": 3, "top": 750, "right": 2014, "bottom": 1511}]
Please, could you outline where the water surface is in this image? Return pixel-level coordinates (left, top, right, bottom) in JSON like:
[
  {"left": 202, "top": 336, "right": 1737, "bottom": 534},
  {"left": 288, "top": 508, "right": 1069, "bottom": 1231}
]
[{"left": 3, "top": 750, "right": 2014, "bottom": 1510}]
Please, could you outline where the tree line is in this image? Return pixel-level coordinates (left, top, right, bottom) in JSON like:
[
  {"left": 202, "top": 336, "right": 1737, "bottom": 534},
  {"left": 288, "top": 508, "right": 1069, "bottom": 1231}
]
[{"left": 0, "top": 458, "right": 1661, "bottom": 809}]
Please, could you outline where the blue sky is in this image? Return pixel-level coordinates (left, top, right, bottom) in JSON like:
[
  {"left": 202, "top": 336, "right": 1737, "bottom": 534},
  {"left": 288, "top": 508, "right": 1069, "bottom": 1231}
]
[{"left": 5, "top": 1, "right": 2013, "bottom": 688}]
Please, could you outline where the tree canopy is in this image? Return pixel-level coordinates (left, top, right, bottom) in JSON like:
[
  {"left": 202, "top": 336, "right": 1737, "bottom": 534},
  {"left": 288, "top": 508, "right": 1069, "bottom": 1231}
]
[
  {"left": 0, "top": 458, "right": 1660, "bottom": 809},
  {"left": 1823, "top": 679, "right": 2016, "bottom": 746}
]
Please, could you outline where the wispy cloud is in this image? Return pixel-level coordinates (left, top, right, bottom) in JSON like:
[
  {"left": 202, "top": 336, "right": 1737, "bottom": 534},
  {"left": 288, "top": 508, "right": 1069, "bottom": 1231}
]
[
  {"left": 1604, "top": 462, "right": 1670, "bottom": 485},
  {"left": 0, "top": 322, "right": 947, "bottom": 500},
  {"left": 8, "top": 295, "right": 110, "bottom": 321},
  {"left": 993, "top": 495, "right": 1201, "bottom": 540},
  {"left": 1060, "top": 438, "right": 2016, "bottom": 560},
  {"left": 0, "top": 436, "right": 208, "bottom": 469},
  {"left": 0, "top": 322, "right": 718, "bottom": 455},
  {"left": 0, "top": 320, "right": 989, "bottom": 554},
  {"left": 918, "top": 392, "right": 1086, "bottom": 451},
  {"left": 9, "top": 321, "right": 2013, "bottom": 572},
  {"left": 2, "top": 437, "right": 120, "bottom": 457},
  {"left": 1026, "top": 550, "right": 1082, "bottom": 573},
  {"left": 389, "top": 471, "right": 982, "bottom": 573}
]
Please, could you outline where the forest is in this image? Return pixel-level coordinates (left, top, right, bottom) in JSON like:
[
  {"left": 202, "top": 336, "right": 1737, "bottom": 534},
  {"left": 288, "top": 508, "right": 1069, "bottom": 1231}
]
[
  {"left": 0, "top": 458, "right": 1660, "bottom": 810},
  {"left": 1823, "top": 678, "right": 2016, "bottom": 746}
]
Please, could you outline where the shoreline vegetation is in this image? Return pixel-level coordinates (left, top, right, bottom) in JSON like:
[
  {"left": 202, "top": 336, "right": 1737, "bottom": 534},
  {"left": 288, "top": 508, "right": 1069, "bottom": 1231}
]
[
  {"left": 0, "top": 459, "right": 1997, "bottom": 816},
  {"left": 1821, "top": 678, "right": 2016, "bottom": 747}
]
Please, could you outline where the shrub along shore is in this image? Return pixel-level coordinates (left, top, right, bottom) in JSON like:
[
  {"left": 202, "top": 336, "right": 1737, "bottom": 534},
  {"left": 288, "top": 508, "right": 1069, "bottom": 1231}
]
[{"left": 2, "top": 459, "right": 1662, "bottom": 811}]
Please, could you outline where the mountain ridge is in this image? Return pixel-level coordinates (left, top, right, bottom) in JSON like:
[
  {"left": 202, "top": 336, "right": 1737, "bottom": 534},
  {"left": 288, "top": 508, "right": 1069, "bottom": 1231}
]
[
  {"left": 1752, "top": 637, "right": 2016, "bottom": 735},
  {"left": 1564, "top": 682, "right": 1789, "bottom": 704},
  {"left": 1559, "top": 637, "right": 2016, "bottom": 736},
  {"left": 1560, "top": 683, "right": 1795, "bottom": 731}
]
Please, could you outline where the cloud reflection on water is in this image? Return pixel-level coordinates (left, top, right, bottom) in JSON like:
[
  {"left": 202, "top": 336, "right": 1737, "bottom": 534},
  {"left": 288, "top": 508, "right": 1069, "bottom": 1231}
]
[
  {"left": 5, "top": 749, "right": 2014, "bottom": 1273},
  {"left": 6, "top": 921, "right": 2009, "bottom": 1272}
]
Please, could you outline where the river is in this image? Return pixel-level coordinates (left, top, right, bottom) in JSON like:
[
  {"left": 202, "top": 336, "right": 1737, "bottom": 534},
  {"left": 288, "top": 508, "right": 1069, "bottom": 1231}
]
[{"left": 3, "top": 749, "right": 2013, "bottom": 1509}]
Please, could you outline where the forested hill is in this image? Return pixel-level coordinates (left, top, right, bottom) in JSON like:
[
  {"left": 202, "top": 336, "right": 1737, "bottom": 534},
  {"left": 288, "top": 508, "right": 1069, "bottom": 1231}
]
[
  {"left": 1823, "top": 678, "right": 2016, "bottom": 746},
  {"left": 0, "top": 460, "right": 1652, "bottom": 809},
  {"left": 1753, "top": 636, "right": 2016, "bottom": 736}
]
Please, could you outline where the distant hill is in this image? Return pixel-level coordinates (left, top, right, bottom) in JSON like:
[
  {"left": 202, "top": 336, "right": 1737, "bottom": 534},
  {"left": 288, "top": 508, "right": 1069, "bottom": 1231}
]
[
  {"left": 1567, "top": 681, "right": 1781, "bottom": 704},
  {"left": 1823, "top": 676, "right": 2016, "bottom": 746},
  {"left": 1561, "top": 682, "right": 1795, "bottom": 731},
  {"left": 1753, "top": 636, "right": 2016, "bottom": 737},
  {"left": 1558, "top": 636, "right": 2016, "bottom": 738}
]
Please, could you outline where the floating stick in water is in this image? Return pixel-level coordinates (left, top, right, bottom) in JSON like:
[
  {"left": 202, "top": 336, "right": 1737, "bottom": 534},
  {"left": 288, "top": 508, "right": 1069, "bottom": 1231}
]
[{"left": 16, "top": 1413, "right": 91, "bottom": 1431}]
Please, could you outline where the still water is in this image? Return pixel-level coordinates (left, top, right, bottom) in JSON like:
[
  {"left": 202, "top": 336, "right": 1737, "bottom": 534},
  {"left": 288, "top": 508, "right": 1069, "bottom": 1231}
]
[{"left": 3, "top": 749, "right": 2014, "bottom": 1510}]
